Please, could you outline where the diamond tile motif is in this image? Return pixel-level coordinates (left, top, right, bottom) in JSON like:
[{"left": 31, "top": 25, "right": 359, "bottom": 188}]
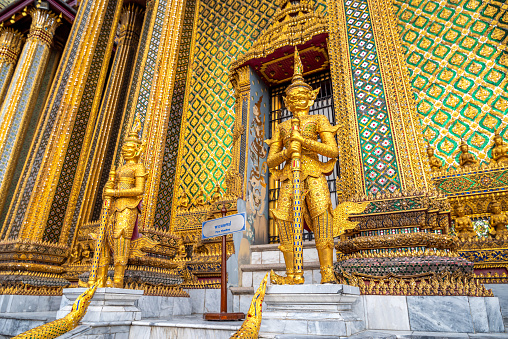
[
  {"left": 153, "top": 0, "right": 197, "bottom": 231},
  {"left": 176, "top": 0, "right": 279, "bottom": 200},
  {"left": 344, "top": 0, "right": 401, "bottom": 194},
  {"left": 395, "top": 0, "right": 508, "bottom": 168}
]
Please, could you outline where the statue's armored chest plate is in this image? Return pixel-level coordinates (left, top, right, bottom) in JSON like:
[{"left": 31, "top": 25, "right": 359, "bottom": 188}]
[
  {"left": 117, "top": 164, "right": 137, "bottom": 189},
  {"left": 279, "top": 117, "right": 319, "bottom": 147}
]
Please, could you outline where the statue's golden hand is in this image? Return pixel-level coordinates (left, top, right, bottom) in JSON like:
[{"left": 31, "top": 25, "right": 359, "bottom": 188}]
[
  {"left": 286, "top": 141, "right": 300, "bottom": 158},
  {"left": 289, "top": 130, "right": 304, "bottom": 144}
]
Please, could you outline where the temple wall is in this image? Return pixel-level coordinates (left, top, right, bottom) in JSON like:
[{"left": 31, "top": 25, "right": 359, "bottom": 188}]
[
  {"left": 396, "top": 0, "right": 508, "bottom": 167},
  {"left": 172, "top": 0, "right": 328, "bottom": 207}
]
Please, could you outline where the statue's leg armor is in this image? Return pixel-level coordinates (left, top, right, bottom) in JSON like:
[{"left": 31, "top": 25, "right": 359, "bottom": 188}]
[
  {"left": 278, "top": 220, "right": 294, "bottom": 280},
  {"left": 270, "top": 179, "right": 295, "bottom": 284},
  {"left": 112, "top": 236, "right": 130, "bottom": 288},
  {"left": 112, "top": 209, "right": 136, "bottom": 288},
  {"left": 307, "top": 176, "right": 337, "bottom": 284}
]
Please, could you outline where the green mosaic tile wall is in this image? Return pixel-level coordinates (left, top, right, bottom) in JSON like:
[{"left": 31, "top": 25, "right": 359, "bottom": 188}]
[
  {"left": 395, "top": 0, "right": 508, "bottom": 168},
  {"left": 179, "top": 0, "right": 327, "bottom": 199}
]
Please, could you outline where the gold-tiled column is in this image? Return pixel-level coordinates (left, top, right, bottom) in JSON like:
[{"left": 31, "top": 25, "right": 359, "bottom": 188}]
[
  {"left": 0, "top": 9, "right": 59, "bottom": 217},
  {"left": 63, "top": 4, "right": 144, "bottom": 241},
  {"left": 0, "top": 28, "right": 24, "bottom": 103},
  {"left": 0, "top": 0, "right": 124, "bottom": 243}
]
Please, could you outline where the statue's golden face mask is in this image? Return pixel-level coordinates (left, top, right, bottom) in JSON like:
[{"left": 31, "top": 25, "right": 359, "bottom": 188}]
[
  {"left": 283, "top": 87, "right": 319, "bottom": 113},
  {"left": 121, "top": 142, "right": 142, "bottom": 160},
  {"left": 495, "top": 136, "right": 503, "bottom": 146}
]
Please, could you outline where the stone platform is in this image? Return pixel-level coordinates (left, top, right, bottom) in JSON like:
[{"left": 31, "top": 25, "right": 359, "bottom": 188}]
[
  {"left": 57, "top": 288, "right": 144, "bottom": 322},
  {"left": 260, "top": 284, "right": 365, "bottom": 337},
  {"left": 354, "top": 295, "right": 505, "bottom": 333}
]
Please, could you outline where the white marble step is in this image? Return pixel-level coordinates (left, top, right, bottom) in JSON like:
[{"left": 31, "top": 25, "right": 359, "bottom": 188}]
[{"left": 250, "top": 240, "right": 337, "bottom": 265}]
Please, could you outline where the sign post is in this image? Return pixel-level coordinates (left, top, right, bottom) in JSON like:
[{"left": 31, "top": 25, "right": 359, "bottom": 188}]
[{"left": 203, "top": 205, "right": 246, "bottom": 321}]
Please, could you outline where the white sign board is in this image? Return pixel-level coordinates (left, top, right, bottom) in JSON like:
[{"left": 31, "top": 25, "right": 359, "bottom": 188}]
[{"left": 202, "top": 212, "right": 246, "bottom": 239}]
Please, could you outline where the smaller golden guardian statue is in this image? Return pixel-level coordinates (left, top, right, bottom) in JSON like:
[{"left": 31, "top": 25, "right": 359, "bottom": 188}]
[
  {"left": 459, "top": 139, "right": 477, "bottom": 168},
  {"left": 491, "top": 129, "right": 508, "bottom": 165},
  {"left": 89, "top": 117, "right": 150, "bottom": 288},
  {"left": 426, "top": 143, "right": 442, "bottom": 172},
  {"left": 454, "top": 204, "right": 476, "bottom": 240},
  {"left": 489, "top": 200, "right": 508, "bottom": 239}
]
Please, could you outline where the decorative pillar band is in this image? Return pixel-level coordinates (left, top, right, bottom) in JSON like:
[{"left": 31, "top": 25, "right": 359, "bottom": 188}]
[
  {"left": 27, "top": 8, "right": 61, "bottom": 47},
  {"left": 0, "top": 29, "right": 24, "bottom": 65},
  {"left": 0, "top": 7, "right": 60, "bottom": 239},
  {"left": 59, "top": 3, "right": 144, "bottom": 245}
]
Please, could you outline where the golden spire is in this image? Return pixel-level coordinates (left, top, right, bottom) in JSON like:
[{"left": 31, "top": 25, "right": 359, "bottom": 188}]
[
  {"left": 285, "top": 48, "right": 312, "bottom": 95},
  {"left": 125, "top": 115, "right": 142, "bottom": 144}
]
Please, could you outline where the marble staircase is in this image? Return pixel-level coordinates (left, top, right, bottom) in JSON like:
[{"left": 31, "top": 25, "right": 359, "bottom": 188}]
[{"left": 231, "top": 240, "right": 337, "bottom": 313}]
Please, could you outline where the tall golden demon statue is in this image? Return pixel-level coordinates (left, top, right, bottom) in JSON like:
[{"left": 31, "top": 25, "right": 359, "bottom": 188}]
[
  {"left": 266, "top": 49, "right": 367, "bottom": 285},
  {"left": 88, "top": 116, "right": 149, "bottom": 288}
]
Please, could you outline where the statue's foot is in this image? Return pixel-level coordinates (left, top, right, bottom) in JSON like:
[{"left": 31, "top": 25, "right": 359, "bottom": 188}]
[
  {"left": 320, "top": 265, "right": 338, "bottom": 284},
  {"left": 270, "top": 269, "right": 305, "bottom": 285}
]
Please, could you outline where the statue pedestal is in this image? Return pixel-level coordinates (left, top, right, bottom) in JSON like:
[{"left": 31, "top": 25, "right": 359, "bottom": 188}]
[
  {"left": 57, "top": 287, "right": 143, "bottom": 323},
  {"left": 260, "top": 284, "right": 365, "bottom": 337}
]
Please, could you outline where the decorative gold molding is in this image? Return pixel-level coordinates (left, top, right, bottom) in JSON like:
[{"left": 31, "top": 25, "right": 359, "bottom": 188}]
[
  {"left": 16, "top": 0, "right": 124, "bottom": 242},
  {"left": 230, "top": 0, "right": 327, "bottom": 70},
  {"left": 27, "top": 9, "right": 61, "bottom": 47},
  {"left": 0, "top": 9, "right": 60, "bottom": 235},
  {"left": 138, "top": 0, "right": 188, "bottom": 233},
  {"left": 0, "top": 28, "right": 24, "bottom": 65}
]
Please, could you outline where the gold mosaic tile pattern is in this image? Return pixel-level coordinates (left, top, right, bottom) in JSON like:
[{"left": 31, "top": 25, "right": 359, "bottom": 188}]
[
  {"left": 177, "top": 0, "right": 327, "bottom": 199},
  {"left": 395, "top": 0, "right": 508, "bottom": 168},
  {"left": 177, "top": 0, "right": 278, "bottom": 198}
]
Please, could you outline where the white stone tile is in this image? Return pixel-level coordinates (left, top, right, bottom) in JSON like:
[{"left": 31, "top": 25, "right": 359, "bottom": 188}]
[
  {"left": 364, "top": 295, "right": 410, "bottom": 331},
  {"left": 304, "top": 248, "right": 319, "bottom": 262},
  {"left": 239, "top": 294, "right": 253, "bottom": 314},
  {"left": 187, "top": 289, "right": 205, "bottom": 314},
  {"left": 407, "top": 296, "right": 473, "bottom": 333},
  {"left": 136, "top": 296, "right": 162, "bottom": 319},
  {"left": 241, "top": 271, "right": 252, "bottom": 287},
  {"left": 204, "top": 289, "right": 221, "bottom": 313},
  {"left": 114, "top": 332, "right": 130, "bottom": 339},
  {"left": 312, "top": 269, "right": 321, "bottom": 284},
  {"left": 469, "top": 297, "right": 489, "bottom": 333},
  {"left": 129, "top": 325, "right": 151, "bottom": 338},
  {"left": 232, "top": 295, "right": 239, "bottom": 313},
  {"left": 173, "top": 297, "right": 192, "bottom": 316},
  {"left": 303, "top": 269, "right": 312, "bottom": 284},
  {"left": 485, "top": 297, "right": 505, "bottom": 332},
  {"left": 352, "top": 296, "right": 367, "bottom": 327},
  {"left": 252, "top": 271, "right": 268, "bottom": 289},
  {"left": 251, "top": 251, "right": 261, "bottom": 264},
  {"left": 261, "top": 251, "right": 280, "bottom": 264}
]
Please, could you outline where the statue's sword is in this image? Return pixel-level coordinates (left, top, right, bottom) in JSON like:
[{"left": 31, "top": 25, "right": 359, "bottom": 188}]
[
  {"left": 89, "top": 170, "right": 116, "bottom": 285},
  {"left": 291, "top": 117, "right": 304, "bottom": 283}
]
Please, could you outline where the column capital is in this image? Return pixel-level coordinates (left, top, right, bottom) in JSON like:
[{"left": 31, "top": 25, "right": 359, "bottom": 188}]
[
  {"left": 118, "top": 4, "right": 145, "bottom": 45},
  {"left": 146, "top": 0, "right": 155, "bottom": 11},
  {"left": 28, "top": 8, "right": 61, "bottom": 46},
  {"left": 0, "top": 28, "right": 25, "bottom": 64}
]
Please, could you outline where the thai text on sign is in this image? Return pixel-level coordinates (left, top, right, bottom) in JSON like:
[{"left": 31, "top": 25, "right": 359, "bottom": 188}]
[{"left": 202, "top": 212, "right": 246, "bottom": 239}]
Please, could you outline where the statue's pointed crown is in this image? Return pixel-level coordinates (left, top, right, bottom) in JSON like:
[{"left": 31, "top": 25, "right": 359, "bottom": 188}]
[
  {"left": 285, "top": 48, "right": 312, "bottom": 95},
  {"left": 125, "top": 115, "right": 142, "bottom": 144}
]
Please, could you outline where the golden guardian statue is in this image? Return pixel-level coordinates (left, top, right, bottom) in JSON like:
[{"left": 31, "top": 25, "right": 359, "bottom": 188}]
[
  {"left": 89, "top": 117, "right": 148, "bottom": 288},
  {"left": 266, "top": 49, "right": 341, "bottom": 285}
]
